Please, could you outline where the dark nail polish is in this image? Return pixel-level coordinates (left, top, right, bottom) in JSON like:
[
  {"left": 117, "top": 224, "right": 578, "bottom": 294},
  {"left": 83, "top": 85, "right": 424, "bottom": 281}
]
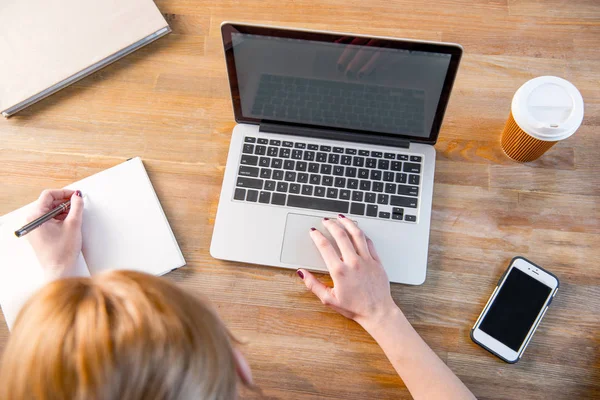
[
  {"left": 323, "top": 217, "right": 329, "bottom": 221},
  {"left": 75, "top": 190, "right": 82, "bottom": 197},
  {"left": 338, "top": 214, "right": 346, "bottom": 219},
  {"left": 297, "top": 270, "right": 304, "bottom": 279},
  {"left": 310, "top": 227, "right": 316, "bottom": 231}
]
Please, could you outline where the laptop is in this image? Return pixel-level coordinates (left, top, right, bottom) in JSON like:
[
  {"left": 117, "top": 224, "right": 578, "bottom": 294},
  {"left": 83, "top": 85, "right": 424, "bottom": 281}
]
[{"left": 210, "top": 22, "right": 462, "bottom": 284}]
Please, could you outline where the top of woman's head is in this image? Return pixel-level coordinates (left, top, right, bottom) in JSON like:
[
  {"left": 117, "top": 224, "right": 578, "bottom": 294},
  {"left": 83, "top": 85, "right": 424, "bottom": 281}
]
[{"left": 0, "top": 270, "right": 239, "bottom": 400}]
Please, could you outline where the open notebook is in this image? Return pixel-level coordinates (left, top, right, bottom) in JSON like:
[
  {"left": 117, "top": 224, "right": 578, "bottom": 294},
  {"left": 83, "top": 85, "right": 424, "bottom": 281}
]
[
  {"left": 0, "top": 158, "right": 185, "bottom": 330},
  {"left": 0, "top": 0, "right": 170, "bottom": 117}
]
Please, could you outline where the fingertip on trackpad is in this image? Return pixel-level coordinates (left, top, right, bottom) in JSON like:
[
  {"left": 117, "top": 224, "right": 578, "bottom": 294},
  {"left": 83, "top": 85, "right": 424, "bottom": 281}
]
[{"left": 280, "top": 213, "right": 340, "bottom": 271}]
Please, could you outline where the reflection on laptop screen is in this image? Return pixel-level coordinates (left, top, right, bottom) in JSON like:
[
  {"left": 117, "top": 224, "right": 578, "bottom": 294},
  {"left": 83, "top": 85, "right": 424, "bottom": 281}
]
[{"left": 231, "top": 33, "right": 452, "bottom": 139}]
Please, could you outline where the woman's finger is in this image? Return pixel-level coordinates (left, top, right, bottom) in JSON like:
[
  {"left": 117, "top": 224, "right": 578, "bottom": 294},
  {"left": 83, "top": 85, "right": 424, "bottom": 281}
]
[
  {"left": 337, "top": 37, "right": 370, "bottom": 71},
  {"left": 297, "top": 269, "right": 335, "bottom": 306},
  {"left": 322, "top": 219, "right": 359, "bottom": 262},
  {"left": 309, "top": 228, "right": 343, "bottom": 271},
  {"left": 366, "top": 237, "right": 381, "bottom": 263},
  {"left": 336, "top": 214, "right": 370, "bottom": 258},
  {"left": 38, "top": 189, "right": 74, "bottom": 209}
]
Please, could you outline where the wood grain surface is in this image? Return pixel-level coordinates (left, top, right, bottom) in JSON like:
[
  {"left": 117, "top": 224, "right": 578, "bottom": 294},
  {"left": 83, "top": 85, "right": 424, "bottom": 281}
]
[{"left": 1, "top": 1, "right": 599, "bottom": 398}]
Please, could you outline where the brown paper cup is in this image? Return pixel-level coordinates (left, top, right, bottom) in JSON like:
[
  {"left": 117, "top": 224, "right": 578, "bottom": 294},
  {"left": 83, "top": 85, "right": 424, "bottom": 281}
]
[
  {"left": 500, "top": 76, "right": 584, "bottom": 163},
  {"left": 501, "top": 112, "right": 556, "bottom": 162}
]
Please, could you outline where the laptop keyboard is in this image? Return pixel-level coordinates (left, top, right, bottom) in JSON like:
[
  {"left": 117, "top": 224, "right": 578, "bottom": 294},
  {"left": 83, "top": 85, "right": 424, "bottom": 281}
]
[
  {"left": 251, "top": 74, "right": 425, "bottom": 136},
  {"left": 233, "top": 136, "right": 422, "bottom": 223}
]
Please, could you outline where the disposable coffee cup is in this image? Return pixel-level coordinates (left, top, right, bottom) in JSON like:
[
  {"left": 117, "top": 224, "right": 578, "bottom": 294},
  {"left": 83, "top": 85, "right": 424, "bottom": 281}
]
[{"left": 501, "top": 76, "right": 584, "bottom": 162}]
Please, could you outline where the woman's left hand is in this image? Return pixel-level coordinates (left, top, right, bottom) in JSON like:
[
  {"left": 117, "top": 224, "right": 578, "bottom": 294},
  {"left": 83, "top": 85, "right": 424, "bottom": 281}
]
[{"left": 25, "top": 189, "right": 85, "bottom": 280}]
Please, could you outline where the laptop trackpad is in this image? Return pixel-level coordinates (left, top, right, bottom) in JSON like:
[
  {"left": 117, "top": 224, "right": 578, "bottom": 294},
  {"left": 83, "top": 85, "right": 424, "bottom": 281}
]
[{"left": 280, "top": 213, "right": 341, "bottom": 272}]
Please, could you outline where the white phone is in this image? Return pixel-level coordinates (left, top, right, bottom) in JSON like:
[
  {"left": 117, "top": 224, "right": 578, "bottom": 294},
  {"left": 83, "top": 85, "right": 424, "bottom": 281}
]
[{"left": 471, "top": 256, "right": 559, "bottom": 363}]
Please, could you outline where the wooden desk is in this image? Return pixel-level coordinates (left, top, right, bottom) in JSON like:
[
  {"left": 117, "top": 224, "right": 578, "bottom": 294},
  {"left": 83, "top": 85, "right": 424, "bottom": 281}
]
[{"left": 1, "top": 1, "right": 598, "bottom": 398}]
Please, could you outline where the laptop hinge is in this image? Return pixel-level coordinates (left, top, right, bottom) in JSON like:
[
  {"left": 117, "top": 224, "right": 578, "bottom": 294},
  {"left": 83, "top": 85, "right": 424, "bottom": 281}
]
[{"left": 259, "top": 122, "right": 411, "bottom": 149}]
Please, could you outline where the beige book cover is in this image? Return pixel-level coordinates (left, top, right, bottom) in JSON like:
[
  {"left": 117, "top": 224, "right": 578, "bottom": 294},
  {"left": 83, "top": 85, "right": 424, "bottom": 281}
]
[{"left": 0, "top": 0, "right": 170, "bottom": 117}]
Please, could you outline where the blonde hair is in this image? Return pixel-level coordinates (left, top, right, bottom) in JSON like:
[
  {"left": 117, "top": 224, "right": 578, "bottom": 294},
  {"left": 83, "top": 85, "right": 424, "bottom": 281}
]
[{"left": 0, "top": 270, "right": 238, "bottom": 400}]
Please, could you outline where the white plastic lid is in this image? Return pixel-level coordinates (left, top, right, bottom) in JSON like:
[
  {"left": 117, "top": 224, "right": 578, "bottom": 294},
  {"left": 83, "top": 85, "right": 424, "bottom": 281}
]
[{"left": 511, "top": 76, "right": 584, "bottom": 141}]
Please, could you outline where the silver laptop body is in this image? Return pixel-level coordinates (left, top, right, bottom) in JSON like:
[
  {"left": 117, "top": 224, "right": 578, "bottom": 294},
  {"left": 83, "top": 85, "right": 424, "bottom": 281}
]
[{"left": 211, "top": 23, "right": 462, "bottom": 284}]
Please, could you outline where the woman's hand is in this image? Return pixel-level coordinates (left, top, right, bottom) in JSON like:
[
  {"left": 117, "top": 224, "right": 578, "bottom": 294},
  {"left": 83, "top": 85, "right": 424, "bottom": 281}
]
[
  {"left": 297, "top": 214, "right": 398, "bottom": 328},
  {"left": 25, "top": 189, "right": 85, "bottom": 280}
]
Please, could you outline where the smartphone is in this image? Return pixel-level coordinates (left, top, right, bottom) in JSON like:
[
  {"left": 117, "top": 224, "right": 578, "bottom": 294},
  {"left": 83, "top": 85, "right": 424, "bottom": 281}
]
[{"left": 471, "top": 256, "right": 559, "bottom": 363}]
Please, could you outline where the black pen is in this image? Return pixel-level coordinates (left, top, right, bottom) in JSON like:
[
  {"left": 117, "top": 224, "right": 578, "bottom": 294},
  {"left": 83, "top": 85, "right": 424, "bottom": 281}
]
[{"left": 14, "top": 200, "right": 71, "bottom": 238}]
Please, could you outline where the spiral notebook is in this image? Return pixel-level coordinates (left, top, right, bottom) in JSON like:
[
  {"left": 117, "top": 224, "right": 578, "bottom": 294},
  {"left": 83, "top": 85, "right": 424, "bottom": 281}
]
[
  {"left": 0, "top": 0, "right": 170, "bottom": 117},
  {"left": 0, "top": 158, "right": 186, "bottom": 330}
]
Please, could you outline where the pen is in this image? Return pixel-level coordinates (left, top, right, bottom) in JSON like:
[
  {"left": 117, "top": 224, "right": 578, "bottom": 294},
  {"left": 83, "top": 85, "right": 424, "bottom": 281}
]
[{"left": 14, "top": 200, "right": 71, "bottom": 238}]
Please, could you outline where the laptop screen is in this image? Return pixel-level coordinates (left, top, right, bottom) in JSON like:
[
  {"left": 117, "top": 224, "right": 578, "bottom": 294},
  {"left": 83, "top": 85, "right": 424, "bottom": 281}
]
[{"left": 222, "top": 24, "right": 462, "bottom": 144}]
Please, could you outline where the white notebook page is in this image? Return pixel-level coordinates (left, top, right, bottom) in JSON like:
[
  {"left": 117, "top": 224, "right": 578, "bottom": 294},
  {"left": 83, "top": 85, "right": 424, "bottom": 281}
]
[{"left": 0, "top": 157, "right": 185, "bottom": 330}]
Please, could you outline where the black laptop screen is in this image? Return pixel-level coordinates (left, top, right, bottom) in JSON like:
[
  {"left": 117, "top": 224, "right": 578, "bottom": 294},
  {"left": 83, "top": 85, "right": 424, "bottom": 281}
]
[{"left": 223, "top": 25, "right": 461, "bottom": 143}]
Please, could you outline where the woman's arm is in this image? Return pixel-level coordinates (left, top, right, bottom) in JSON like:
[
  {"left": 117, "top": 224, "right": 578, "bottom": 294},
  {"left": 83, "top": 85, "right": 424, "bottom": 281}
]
[{"left": 297, "top": 214, "right": 475, "bottom": 400}]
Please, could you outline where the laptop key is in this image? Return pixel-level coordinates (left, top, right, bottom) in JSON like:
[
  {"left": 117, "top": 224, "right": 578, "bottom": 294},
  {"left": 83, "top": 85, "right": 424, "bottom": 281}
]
[
  {"left": 353, "top": 157, "right": 365, "bottom": 167},
  {"left": 264, "top": 180, "right": 276, "bottom": 191},
  {"left": 391, "top": 196, "right": 418, "bottom": 208},
  {"left": 259, "top": 191, "right": 271, "bottom": 204},
  {"left": 352, "top": 191, "right": 364, "bottom": 202},
  {"left": 269, "top": 139, "right": 281, "bottom": 146},
  {"left": 365, "top": 193, "right": 376, "bottom": 203},
  {"left": 366, "top": 158, "right": 377, "bottom": 168},
  {"left": 273, "top": 170, "right": 284, "bottom": 180},
  {"left": 310, "top": 174, "right": 321, "bottom": 185},
  {"left": 377, "top": 194, "right": 389, "bottom": 205},
  {"left": 333, "top": 166, "right": 344, "bottom": 176},
  {"left": 295, "top": 142, "right": 306, "bottom": 149},
  {"left": 403, "top": 162, "right": 421, "bottom": 173},
  {"left": 391, "top": 161, "right": 402, "bottom": 171},
  {"left": 371, "top": 151, "right": 383, "bottom": 158},
  {"left": 370, "top": 170, "right": 382, "bottom": 180},
  {"left": 287, "top": 195, "right": 349, "bottom": 213},
  {"left": 334, "top": 177, "right": 346, "bottom": 188},
  {"left": 296, "top": 180, "right": 312, "bottom": 193},
  {"left": 340, "top": 189, "right": 351, "bottom": 200},
  {"left": 384, "top": 153, "right": 395, "bottom": 159},
  {"left": 259, "top": 157, "right": 270, "bottom": 167},
  {"left": 341, "top": 155, "right": 352, "bottom": 165},
  {"left": 260, "top": 168, "right": 272, "bottom": 179},
  {"left": 255, "top": 145, "right": 266, "bottom": 155},
  {"left": 304, "top": 151, "right": 315, "bottom": 161},
  {"left": 346, "top": 148, "right": 357, "bottom": 155},
  {"left": 245, "top": 137, "right": 256, "bottom": 143},
  {"left": 296, "top": 161, "right": 307, "bottom": 171},
  {"left": 246, "top": 190, "right": 259, "bottom": 202},
  {"left": 234, "top": 188, "right": 246, "bottom": 200},
  {"left": 239, "top": 166, "right": 259, "bottom": 177},
  {"left": 350, "top": 203, "right": 365, "bottom": 215},
  {"left": 320, "top": 145, "right": 332, "bottom": 152},
  {"left": 333, "top": 147, "right": 344, "bottom": 153},
  {"left": 405, "top": 215, "right": 417, "bottom": 222},
  {"left": 308, "top": 163, "right": 319, "bottom": 173},
  {"left": 385, "top": 183, "right": 396, "bottom": 194},
  {"left": 410, "top": 155, "right": 422, "bottom": 162},
  {"left": 396, "top": 173, "right": 408, "bottom": 184},
  {"left": 297, "top": 173, "right": 309, "bottom": 183},
  {"left": 378, "top": 159, "right": 390, "bottom": 170},
  {"left": 379, "top": 211, "right": 390, "bottom": 219},
  {"left": 366, "top": 204, "right": 378, "bottom": 217},
  {"left": 307, "top": 144, "right": 319, "bottom": 150},
  {"left": 268, "top": 147, "right": 278, "bottom": 157},
  {"left": 345, "top": 167, "right": 357, "bottom": 177},
  {"left": 320, "top": 164, "right": 332, "bottom": 175},
  {"left": 358, "top": 169, "right": 369, "bottom": 179},
  {"left": 272, "top": 193, "right": 286, "bottom": 205},
  {"left": 290, "top": 183, "right": 301, "bottom": 194},
  {"left": 284, "top": 160, "right": 295, "bottom": 170},
  {"left": 243, "top": 144, "right": 254, "bottom": 154},
  {"left": 327, "top": 188, "right": 338, "bottom": 198},
  {"left": 409, "top": 174, "right": 420, "bottom": 185},
  {"left": 397, "top": 154, "right": 409, "bottom": 161},
  {"left": 272, "top": 158, "right": 283, "bottom": 169},
  {"left": 285, "top": 171, "right": 296, "bottom": 182},
  {"left": 398, "top": 185, "right": 419, "bottom": 196},
  {"left": 359, "top": 150, "right": 370, "bottom": 156},
  {"left": 236, "top": 177, "right": 263, "bottom": 189},
  {"left": 292, "top": 150, "right": 303, "bottom": 159},
  {"left": 316, "top": 152, "right": 327, "bottom": 162},
  {"left": 383, "top": 171, "right": 394, "bottom": 182},
  {"left": 240, "top": 155, "right": 258, "bottom": 166},
  {"left": 279, "top": 148, "right": 291, "bottom": 158},
  {"left": 328, "top": 154, "right": 340, "bottom": 164},
  {"left": 322, "top": 176, "right": 334, "bottom": 186},
  {"left": 373, "top": 182, "right": 383, "bottom": 192},
  {"left": 258, "top": 138, "right": 268, "bottom": 145},
  {"left": 347, "top": 179, "right": 358, "bottom": 189},
  {"left": 360, "top": 180, "right": 371, "bottom": 191},
  {"left": 315, "top": 186, "right": 326, "bottom": 197},
  {"left": 276, "top": 182, "right": 288, "bottom": 192},
  {"left": 283, "top": 141, "right": 293, "bottom": 147}
]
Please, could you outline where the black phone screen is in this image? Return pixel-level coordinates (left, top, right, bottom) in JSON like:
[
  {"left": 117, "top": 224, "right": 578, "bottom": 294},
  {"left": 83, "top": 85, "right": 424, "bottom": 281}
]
[{"left": 479, "top": 268, "right": 552, "bottom": 351}]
